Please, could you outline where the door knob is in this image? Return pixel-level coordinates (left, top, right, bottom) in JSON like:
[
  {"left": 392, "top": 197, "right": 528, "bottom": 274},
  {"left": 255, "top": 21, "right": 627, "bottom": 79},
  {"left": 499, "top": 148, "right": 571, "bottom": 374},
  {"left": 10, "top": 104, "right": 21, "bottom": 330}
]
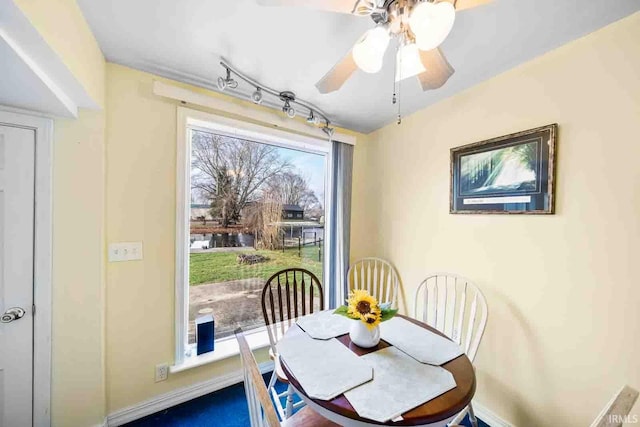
[{"left": 1, "top": 307, "right": 25, "bottom": 323}]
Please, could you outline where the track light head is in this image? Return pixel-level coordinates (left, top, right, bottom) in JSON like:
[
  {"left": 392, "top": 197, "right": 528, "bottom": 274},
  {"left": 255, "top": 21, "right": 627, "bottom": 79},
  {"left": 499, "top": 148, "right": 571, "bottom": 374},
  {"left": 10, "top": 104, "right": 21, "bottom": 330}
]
[
  {"left": 217, "top": 76, "right": 227, "bottom": 90},
  {"left": 282, "top": 100, "right": 296, "bottom": 118},
  {"left": 251, "top": 88, "right": 263, "bottom": 104},
  {"left": 217, "top": 68, "right": 238, "bottom": 91},
  {"left": 307, "top": 110, "right": 320, "bottom": 125},
  {"left": 279, "top": 91, "right": 297, "bottom": 119}
]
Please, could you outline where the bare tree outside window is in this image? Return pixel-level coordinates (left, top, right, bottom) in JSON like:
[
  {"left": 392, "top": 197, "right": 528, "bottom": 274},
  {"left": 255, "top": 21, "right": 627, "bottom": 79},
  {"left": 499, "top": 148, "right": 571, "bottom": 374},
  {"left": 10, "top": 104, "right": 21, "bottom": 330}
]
[
  {"left": 265, "top": 172, "right": 322, "bottom": 219},
  {"left": 191, "top": 131, "right": 291, "bottom": 227},
  {"left": 188, "top": 129, "right": 327, "bottom": 344},
  {"left": 243, "top": 196, "right": 284, "bottom": 251}
]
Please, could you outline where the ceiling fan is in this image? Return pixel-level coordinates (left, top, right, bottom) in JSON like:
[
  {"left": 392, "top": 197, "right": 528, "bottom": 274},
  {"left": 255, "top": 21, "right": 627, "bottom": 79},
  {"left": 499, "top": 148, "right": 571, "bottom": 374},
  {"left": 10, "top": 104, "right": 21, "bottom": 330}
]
[{"left": 257, "top": 0, "right": 492, "bottom": 94}]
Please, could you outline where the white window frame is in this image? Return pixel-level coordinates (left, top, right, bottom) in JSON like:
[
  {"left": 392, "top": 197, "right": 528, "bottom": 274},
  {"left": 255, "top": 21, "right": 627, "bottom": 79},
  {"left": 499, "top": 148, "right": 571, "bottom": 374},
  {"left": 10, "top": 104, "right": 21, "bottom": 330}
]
[{"left": 174, "top": 107, "right": 333, "bottom": 367}]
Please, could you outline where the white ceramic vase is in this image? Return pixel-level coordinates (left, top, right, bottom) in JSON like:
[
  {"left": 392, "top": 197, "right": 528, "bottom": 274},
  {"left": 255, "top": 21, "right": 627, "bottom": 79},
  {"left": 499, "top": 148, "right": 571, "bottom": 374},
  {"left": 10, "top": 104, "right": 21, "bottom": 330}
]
[{"left": 349, "top": 321, "right": 381, "bottom": 348}]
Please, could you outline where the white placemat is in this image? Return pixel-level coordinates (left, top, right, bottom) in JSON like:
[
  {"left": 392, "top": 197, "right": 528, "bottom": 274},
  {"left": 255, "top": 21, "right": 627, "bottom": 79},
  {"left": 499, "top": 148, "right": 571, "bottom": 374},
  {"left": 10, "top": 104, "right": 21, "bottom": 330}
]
[
  {"left": 296, "top": 309, "right": 351, "bottom": 340},
  {"left": 344, "top": 346, "right": 457, "bottom": 423},
  {"left": 276, "top": 328, "right": 373, "bottom": 400},
  {"left": 380, "top": 317, "right": 464, "bottom": 365}
]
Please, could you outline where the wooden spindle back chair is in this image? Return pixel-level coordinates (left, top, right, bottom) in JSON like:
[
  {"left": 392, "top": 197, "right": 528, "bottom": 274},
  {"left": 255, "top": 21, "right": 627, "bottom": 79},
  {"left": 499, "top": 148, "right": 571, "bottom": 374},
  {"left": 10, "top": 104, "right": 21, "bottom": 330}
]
[
  {"left": 347, "top": 258, "right": 400, "bottom": 308},
  {"left": 237, "top": 328, "right": 339, "bottom": 427},
  {"left": 261, "top": 268, "right": 324, "bottom": 353},
  {"left": 414, "top": 273, "right": 488, "bottom": 427},
  {"left": 236, "top": 328, "right": 282, "bottom": 427},
  {"left": 260, "top": 268, "right": 324, "bottom": 419}
]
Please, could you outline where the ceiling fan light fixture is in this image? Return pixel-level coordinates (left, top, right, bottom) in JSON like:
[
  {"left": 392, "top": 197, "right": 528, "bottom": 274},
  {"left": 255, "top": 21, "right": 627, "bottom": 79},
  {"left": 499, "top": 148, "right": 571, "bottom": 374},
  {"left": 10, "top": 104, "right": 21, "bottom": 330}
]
[
  {"left": 352, "top": 26, "right": 390, "bottom": 73},
  {"left": 396, "top": 42, "right": 426, "bottom": 82},
  {"left": 410, "top": 1, "right": 456, "bottom": 51}
]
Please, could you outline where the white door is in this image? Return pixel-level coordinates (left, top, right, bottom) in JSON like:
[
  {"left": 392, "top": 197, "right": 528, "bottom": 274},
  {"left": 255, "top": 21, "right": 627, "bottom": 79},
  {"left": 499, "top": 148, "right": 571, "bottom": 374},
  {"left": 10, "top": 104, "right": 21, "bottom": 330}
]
[{"left": 0, "top": 124, "right": 35, "bottom": 427}]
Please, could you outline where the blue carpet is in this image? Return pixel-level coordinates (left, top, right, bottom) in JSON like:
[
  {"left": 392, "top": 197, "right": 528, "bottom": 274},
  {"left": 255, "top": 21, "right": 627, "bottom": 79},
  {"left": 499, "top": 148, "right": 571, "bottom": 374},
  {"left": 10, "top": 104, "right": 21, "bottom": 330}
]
[{"left": 124, "top": 374, "right": 489, "bottom": 427}]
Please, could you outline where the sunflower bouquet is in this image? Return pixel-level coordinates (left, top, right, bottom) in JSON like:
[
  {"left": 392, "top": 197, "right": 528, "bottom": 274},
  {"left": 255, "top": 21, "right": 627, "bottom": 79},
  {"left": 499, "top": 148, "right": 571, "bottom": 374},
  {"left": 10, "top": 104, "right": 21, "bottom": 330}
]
[{"left": 334, "top": 289, "right": 398, "bottom": 330}]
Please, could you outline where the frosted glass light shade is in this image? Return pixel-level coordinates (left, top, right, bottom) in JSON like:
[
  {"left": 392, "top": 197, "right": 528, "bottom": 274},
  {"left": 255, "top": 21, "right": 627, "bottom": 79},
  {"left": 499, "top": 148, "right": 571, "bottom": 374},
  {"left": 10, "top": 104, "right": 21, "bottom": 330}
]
[
  {"left": 396, "top": 43, "right": 426, "bottom": 82},
  {"left": 353, "top": 27, "right": 391, "bottom": 73},
  {"left": 410, "top": 1, "right": 456, "bottom": 51}
]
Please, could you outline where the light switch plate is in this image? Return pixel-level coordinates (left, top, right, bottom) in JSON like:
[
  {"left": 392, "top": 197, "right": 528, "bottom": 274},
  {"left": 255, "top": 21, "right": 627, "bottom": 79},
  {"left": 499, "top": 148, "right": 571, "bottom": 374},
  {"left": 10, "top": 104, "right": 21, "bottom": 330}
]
[{"left": 108, "top": 242, "right": 143, "bottom": 262}]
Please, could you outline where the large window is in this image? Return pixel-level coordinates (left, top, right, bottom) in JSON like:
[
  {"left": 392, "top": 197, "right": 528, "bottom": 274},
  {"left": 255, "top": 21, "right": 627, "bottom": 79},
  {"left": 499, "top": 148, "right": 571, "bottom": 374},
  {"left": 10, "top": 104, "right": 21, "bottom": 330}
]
[{"left": 176, "top": 110, "right": 332, "bottom": 362}]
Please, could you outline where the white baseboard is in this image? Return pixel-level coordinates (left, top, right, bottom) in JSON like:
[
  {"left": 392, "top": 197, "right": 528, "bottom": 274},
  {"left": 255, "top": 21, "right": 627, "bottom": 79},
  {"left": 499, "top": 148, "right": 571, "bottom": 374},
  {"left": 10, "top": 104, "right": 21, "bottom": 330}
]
[
  {"left": 474, "top": 401, "right": 515, "bottom": 427},
  {"left": 106, "top": 361, "right": 274, "bottom": 426},
  {"left": 91, "top": 418, "right": 108, "bottom": 427}
]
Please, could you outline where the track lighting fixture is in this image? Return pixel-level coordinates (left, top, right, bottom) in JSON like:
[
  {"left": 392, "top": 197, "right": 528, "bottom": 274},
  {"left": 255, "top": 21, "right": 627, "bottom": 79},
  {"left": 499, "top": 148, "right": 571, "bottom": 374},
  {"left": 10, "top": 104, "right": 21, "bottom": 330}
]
[
  {"left": 279, "top": 91, "right": 297, "bottom": 119},
  {"left": 216, "top": 60, "right": 332, "bottom": 131},
  {"left": 306, "top": 111, "right": 320, "bottom": 125},
  {"left": 217, "top": 68, "right": 238, "bottom": 90},
  {"left": 217, "top": 77, "right": 226, "bottom": 90},
  {"left": 251, "top": 87, "right": 263, "bottom": 104},
  {"left": 282, "top": 100, "right": 296, "bottom": 118}
]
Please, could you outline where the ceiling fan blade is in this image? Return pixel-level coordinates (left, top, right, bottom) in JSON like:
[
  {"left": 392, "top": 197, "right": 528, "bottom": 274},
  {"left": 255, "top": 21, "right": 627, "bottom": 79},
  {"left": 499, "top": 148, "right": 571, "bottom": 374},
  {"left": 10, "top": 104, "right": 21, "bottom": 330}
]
[
  {"left": 417, "top": 48, "right": 455, "bottom": 91},
  {"left": 256, "top": 0, "right": 360, "bottom": 14},
  {"left": 316, "top": 51, "right": 358, "bottom": 94},
  {"left": 439, "top": 0, "right": 493, "bottom": 11}
]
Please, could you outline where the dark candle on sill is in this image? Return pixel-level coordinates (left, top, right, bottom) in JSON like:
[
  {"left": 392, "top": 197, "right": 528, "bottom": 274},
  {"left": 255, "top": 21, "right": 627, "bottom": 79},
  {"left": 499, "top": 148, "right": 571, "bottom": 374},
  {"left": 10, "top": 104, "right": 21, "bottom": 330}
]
[{"left": 196, "top": 314, "right": 215, "bottom": 355}]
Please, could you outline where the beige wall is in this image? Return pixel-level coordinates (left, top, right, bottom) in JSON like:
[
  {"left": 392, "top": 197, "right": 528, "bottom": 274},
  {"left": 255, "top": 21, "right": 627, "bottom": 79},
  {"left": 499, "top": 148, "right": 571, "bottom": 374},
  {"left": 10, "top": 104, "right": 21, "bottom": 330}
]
[
  {"left": 351, "top": 12, "right": 640, "bottom": 426},
  {"left": 51, "top": 110, "right": 106, "bottom": 427}
]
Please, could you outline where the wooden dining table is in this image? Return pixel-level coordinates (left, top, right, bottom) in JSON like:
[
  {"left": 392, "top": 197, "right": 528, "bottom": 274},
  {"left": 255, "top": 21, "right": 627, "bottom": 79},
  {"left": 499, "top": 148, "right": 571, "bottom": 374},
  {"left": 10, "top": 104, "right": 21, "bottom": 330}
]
[{"left": 279, "top": 314, "right": 476, "bottom": 427}]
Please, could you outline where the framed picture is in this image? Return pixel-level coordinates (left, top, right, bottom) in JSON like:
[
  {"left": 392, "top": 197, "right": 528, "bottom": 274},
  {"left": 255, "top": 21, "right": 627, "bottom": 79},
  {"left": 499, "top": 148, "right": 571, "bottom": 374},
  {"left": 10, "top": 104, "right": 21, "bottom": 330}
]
[{"left": 450, "top": 124, "right": 557, "bottom": 214}]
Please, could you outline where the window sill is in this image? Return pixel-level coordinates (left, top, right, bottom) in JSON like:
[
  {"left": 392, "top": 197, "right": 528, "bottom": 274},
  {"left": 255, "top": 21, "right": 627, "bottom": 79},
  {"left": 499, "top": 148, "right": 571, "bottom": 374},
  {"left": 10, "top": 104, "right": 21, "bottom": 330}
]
[{"left": 170, "top": 329, "right": 271, "bottom": 374}]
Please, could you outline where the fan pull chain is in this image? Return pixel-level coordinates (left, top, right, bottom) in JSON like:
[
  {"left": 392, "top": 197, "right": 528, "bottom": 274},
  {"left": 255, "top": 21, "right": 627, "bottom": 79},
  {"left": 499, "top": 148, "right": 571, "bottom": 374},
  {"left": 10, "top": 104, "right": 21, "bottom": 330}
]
[
  {"left": 396, "top": 42, "right": 402, "bottom": 125},
  {"left": 397, "top": 85, "right": 402, "bottom": 125},
  {"left": 392, "top": 43, "right": 398, "bottom": 106}
]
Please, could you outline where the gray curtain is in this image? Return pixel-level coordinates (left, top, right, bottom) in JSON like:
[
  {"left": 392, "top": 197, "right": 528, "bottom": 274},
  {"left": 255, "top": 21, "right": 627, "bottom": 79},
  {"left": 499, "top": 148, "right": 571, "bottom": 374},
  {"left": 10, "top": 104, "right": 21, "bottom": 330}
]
[{"left": 328, "top": 140, "right": 354, "bottom": 309}]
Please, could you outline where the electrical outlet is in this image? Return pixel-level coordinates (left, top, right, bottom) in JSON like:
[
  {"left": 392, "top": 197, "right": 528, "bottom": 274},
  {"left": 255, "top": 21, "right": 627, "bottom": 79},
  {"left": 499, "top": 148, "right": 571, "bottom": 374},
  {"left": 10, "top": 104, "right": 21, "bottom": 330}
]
[{"left": 155, "top": 363, "right": 169, "bottom": 382}]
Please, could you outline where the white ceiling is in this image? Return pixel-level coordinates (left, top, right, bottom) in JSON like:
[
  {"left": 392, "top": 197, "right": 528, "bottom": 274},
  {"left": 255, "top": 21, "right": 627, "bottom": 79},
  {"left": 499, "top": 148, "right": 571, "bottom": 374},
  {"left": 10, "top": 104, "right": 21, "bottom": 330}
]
[
  {"left": 77, "top": 0, "right": 639, "bottom": 133},
  {"left": 0, "top": 0, "right": 96, "bottom": 117},
  {"left": 0, "top": 37, "right": 69, "bottom": 116}
]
